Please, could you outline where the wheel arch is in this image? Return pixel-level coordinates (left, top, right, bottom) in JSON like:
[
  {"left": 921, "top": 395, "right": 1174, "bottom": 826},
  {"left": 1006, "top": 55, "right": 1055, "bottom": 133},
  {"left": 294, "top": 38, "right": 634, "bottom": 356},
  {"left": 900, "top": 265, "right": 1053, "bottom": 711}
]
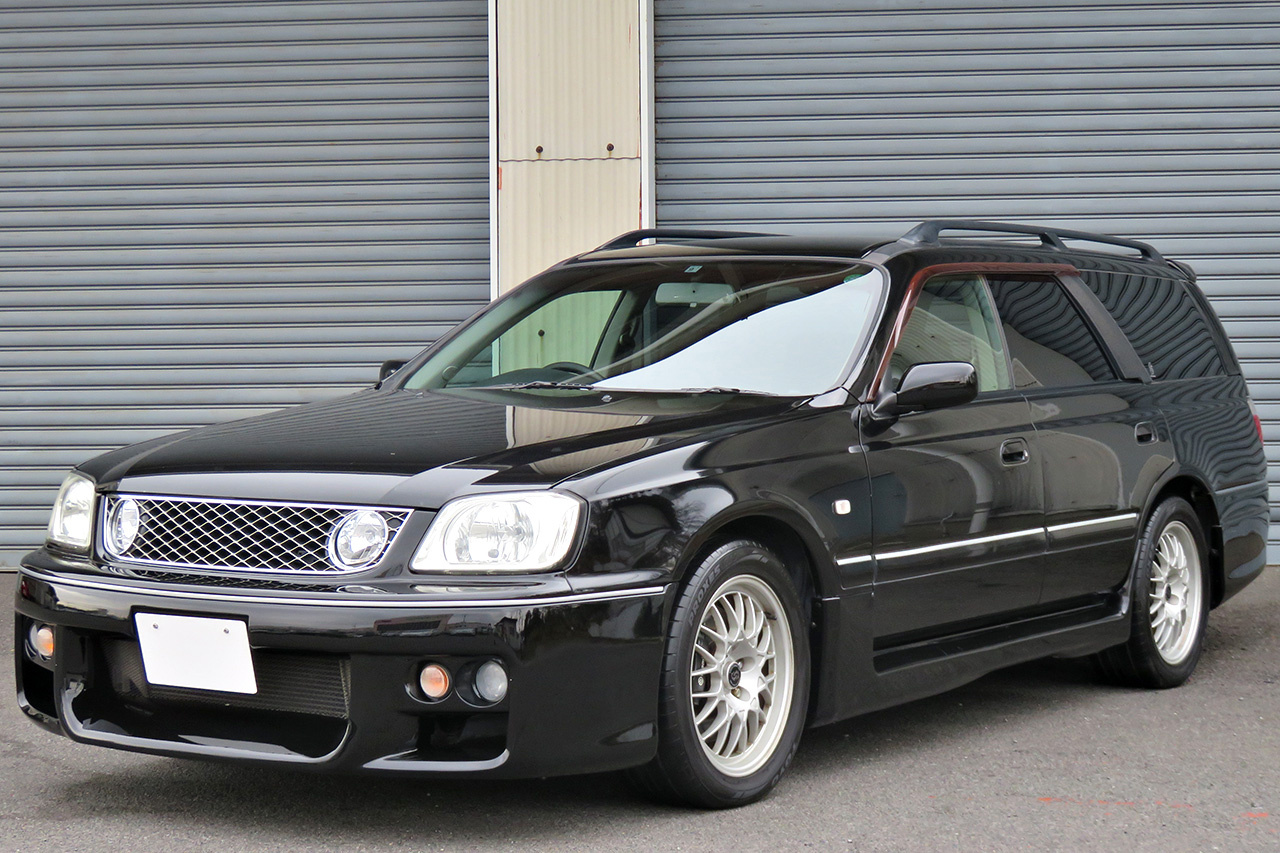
[
  {"left": 672, "top": 503, "right": 838, "bottom": 601},
  {"left": 1139, "top": 471, "right": 1224, "bottom": 607},
  {"left": 671, "top": 503, "right": 840, "bottom": 724}
]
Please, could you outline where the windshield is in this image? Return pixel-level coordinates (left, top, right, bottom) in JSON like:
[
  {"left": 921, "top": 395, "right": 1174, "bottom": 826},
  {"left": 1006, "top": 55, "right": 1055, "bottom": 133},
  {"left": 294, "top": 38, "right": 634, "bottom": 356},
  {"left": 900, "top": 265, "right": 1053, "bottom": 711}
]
[{"left": 402, "top": 259, "right": 884, "bottom": 397}]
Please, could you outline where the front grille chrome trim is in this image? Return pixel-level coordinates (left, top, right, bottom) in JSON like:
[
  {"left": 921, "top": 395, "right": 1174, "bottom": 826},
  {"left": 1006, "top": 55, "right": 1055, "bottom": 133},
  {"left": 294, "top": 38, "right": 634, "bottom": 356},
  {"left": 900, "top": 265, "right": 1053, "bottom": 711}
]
[
  {"left": 104, "top": 492, "right": 412, "bottom": 514},
  {"left": 100, "top": 493, "right": 412, "bottom": 576}
]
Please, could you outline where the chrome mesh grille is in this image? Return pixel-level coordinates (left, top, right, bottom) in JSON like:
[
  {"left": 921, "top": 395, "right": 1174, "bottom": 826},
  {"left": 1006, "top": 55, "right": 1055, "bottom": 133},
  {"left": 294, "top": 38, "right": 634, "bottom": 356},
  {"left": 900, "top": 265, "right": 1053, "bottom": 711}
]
[{"left": 102, "top": 495, "right": 409, "bottom": 574}]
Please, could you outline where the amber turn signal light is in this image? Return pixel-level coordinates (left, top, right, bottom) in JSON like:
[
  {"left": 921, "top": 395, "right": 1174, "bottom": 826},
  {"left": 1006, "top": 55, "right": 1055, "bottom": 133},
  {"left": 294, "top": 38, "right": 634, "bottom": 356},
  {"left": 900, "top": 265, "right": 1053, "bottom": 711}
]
[
  {"left": 29, "top": 624, "right": 55, "bottom": 660},
  {"left": 418, "top": 663, "right": 451, "bottom": 700}
]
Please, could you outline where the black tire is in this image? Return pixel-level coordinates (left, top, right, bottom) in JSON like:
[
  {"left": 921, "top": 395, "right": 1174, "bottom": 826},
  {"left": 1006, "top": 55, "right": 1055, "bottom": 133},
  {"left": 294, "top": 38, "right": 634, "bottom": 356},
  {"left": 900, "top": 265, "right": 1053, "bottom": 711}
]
[
  {"left": 626, "top": 539, "right": 811, "bottom": 809},
  {"left": 1094, "top": 497, "right": 1209, "bottom": 689}
]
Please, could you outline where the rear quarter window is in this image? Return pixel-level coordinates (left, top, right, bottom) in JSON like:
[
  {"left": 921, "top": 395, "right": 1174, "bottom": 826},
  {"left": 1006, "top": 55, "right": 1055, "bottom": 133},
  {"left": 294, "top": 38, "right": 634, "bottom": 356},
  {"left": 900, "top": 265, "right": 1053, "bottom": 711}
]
[
  {"left": 1079, "top": 271, "right": 1226, "bottom": 380},
  {"left": 989, "top": 277, "right": 1116, "bottom": 389}
]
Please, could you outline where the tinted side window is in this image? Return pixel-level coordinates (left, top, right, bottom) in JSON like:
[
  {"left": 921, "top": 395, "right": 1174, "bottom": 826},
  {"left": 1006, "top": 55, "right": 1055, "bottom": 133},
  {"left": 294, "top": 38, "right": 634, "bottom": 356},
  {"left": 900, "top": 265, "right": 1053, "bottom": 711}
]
[
  {"left": 990, "top": 277, "right": 1116, "bottom": 389},
  {"left": 1079, "top": 271, "right": 1226, "bottom": 380},
  {"left": 890, "top": 274, "right": 1011, "bottom": 393}
]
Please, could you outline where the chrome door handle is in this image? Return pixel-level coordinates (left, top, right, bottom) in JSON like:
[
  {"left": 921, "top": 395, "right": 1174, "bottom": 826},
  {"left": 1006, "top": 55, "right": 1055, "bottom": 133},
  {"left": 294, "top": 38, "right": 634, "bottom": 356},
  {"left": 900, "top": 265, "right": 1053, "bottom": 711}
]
[
  {"left": 1135, "top": 422, "right": 1158, "bottom": 445},
  {"left": 1000, "top": 438, "right": 1030, "bottom": 466}
]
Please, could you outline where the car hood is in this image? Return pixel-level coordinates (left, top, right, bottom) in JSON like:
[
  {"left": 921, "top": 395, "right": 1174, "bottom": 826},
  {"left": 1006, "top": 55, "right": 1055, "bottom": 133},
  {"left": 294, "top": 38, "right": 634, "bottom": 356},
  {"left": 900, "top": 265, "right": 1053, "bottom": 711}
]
[{"left": 78, "top": 386, "right": 797, "bottom": 508}]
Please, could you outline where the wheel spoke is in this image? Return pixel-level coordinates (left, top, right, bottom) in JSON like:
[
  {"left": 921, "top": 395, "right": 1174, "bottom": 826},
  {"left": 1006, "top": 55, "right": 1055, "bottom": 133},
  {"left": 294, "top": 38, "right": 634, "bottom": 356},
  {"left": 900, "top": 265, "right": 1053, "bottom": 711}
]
[
  {"left": 709, "top": 604, "right": 729, "bottom": 643},
  {"left": 753, "top": 620, "right": 773, "bottom": 657},
  {"left": 743, "top": 597, "right": 760, "bottom": 643},
  {"left": 698, "top": 622, "right": 727, "bottom": 645},
  {"left": 733, "top": 714, "right": 749, "bottom": 756},
  {"left": 718, "top": 596, "right": 734, "bottom": 641},
  {"left": 711, "top": 713, "right": 733, "bottom": 755},
  {"left": 746, "top": 708, "right": 762, "bottom": 743},
  {"left": 695, "top": 695, "right": 724, "bottom": 727},
  {"left": 702, "top": 701, "right": 732, "bottom": 736},
  {"left": 730, "top": 593, "right": 747, "bottom": 640},
  {"left": 1172, "top": 536, "right": 1187, "bottom": 573}
]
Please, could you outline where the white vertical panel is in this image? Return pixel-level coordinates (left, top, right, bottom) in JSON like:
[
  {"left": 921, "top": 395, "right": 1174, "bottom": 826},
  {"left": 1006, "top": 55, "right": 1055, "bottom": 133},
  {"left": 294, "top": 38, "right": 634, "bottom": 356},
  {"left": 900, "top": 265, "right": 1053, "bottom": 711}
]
[
  {"left": 496, "top": 0, "right": 643, "bottom": 293},
  {"left": 498, "top": 158, "right": 642, "bottom": 288},
  {"left": 640, "top": 0, "right": 657, "bottom": 229},
  {"left": 498, "top": 0, "right": 641, "bottom": 160}
]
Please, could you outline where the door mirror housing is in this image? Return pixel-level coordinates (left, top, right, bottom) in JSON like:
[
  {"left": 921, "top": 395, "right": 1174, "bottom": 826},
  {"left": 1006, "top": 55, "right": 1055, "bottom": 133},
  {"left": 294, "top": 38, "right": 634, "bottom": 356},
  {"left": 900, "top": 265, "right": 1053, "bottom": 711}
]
[
  {"left": 378, "top": 359, "right": 407, "bottom": 384},
  {"left": 872, "top": 361, "right": 977, "bottom": 420}
]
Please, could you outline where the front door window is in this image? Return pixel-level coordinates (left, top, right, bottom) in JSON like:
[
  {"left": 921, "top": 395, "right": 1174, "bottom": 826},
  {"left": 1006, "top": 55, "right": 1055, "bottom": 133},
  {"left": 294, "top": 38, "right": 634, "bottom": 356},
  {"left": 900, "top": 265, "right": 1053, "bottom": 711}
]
[{"left": 889, "top": 275, "right": 1011, "bottom": 393}]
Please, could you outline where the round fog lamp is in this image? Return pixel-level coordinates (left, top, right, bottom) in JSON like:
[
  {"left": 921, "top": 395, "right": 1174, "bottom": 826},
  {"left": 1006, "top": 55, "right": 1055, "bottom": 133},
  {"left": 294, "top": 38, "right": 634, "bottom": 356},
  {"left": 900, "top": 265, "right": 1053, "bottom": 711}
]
[
  {"left": 29, "top": 624, "right": 55, "bottom": 660},
  {"left": 418, "top": 663, "right": 451, "bottom": 700},
  {"left": 105, "top": 498, "right": 141, "bottom": 555},
  {"left": 329, "top": 510, "right": 389, "bottom": 569},
  {"left": 474, "top": 660, "right": 508, "bottom": 703}
]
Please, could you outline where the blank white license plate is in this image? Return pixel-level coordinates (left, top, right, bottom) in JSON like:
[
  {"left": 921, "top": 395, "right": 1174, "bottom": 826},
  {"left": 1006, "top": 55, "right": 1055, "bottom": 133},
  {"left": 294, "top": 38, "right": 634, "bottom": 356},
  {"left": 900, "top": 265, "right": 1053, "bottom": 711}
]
[{"left": 134, "top": 613, "right": 258, "bottom": 694}]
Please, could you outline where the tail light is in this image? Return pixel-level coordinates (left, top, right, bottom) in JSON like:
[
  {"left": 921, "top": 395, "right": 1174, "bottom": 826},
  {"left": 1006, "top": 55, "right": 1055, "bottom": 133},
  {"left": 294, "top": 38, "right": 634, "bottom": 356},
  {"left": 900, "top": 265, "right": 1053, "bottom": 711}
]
[{"left": 1248, "top": 398, "right": 1264, "bottom": 444}]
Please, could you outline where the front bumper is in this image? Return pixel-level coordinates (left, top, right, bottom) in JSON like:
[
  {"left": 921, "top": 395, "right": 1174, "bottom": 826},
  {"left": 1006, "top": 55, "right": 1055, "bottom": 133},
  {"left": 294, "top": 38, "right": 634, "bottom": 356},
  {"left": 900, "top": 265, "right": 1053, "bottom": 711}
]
[{"left": 14, "top": 566, "right": 668, "bottom": 778}]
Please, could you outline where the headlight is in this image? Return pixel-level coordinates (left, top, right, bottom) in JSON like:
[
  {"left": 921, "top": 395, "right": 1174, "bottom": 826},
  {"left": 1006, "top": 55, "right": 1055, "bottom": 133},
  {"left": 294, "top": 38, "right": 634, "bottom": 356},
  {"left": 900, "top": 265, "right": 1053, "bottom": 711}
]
[
  {"left": 411, "top": 492, "right": 583, "bottom": 573},
  {"left": 47, "top": 472, "right": 96, "bottom": 551}
]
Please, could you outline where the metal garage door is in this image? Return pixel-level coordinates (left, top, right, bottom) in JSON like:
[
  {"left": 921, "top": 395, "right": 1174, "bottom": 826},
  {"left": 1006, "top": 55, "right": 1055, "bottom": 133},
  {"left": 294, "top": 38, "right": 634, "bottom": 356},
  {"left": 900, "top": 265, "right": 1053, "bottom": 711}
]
[
  {"left": 0, "top": 0, "right": 489, "bottom": 566},
  {"left": 655, "top": 0, "right": 1280, "bottom": 558}
]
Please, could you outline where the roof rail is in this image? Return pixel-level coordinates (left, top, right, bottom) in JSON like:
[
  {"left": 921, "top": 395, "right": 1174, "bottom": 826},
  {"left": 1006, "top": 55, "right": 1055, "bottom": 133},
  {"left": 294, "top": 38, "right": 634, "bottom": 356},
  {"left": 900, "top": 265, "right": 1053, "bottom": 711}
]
[
  {"left": 900, "top": 219, "right": 1165, "bottom": 263},
  {"left": 592, "top": 228, "right": 777, "bottom": 253},
  {"left": 1166, "top": 258, "right": 1197, "bottom": 282}
]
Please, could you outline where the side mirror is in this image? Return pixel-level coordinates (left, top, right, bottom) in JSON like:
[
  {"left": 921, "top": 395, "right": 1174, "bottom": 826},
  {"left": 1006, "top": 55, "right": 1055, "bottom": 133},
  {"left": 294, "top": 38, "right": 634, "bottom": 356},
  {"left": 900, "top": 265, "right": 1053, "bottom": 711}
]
[
  {"left": 378, "top": 359, "right": 407, "bottom": 384},
  {"left": 872, "top": 361, "right": 977, "bottom": 421}
]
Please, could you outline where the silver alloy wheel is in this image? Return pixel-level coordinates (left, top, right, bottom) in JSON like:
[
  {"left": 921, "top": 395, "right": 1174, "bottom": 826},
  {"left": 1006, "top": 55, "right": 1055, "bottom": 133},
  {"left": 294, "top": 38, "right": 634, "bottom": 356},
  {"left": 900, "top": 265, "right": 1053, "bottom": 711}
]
[
  {"left": 690, "top": 574, "right": 795, "bottom": 777},
  {"left": 1149, "top": 520, "right": 1203, "bottom": 665}
]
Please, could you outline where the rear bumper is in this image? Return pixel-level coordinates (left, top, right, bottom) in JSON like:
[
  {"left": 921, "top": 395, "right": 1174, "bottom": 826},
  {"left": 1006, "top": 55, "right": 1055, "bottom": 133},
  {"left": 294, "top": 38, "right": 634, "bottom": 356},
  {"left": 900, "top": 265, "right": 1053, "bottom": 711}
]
[
  {"left": 14, "top": 566, "right": 668, "bottom": 778},
  {"left": 1214, "top": 479, "right": 1270, "bottom": 605}
]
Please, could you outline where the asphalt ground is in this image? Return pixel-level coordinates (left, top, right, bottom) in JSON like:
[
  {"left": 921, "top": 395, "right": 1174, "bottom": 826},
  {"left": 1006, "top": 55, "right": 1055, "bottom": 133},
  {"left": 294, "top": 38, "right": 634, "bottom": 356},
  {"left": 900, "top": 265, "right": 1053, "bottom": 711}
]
[{"left": 2, "top": 570, "right": 1276, "bottom": 853}]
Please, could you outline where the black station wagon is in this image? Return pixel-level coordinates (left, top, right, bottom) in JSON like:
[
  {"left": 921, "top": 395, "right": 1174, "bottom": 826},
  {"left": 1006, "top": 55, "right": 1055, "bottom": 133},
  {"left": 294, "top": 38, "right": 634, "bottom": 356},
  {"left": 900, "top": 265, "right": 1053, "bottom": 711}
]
[{"left": 16, "top": 220, "right": 1269, "bottom": 808}]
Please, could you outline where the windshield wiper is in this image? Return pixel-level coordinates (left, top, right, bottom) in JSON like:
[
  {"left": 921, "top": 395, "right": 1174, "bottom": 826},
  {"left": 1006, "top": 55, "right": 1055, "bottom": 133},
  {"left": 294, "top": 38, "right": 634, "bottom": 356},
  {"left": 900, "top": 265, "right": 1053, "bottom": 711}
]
[
  {"left": 476, "top": 381, "right": 778, "bottom": 396},
  {"left": 676, "top": 386, "right": 779, "bottom": 396},
  {"left": 482, "top": 381, "right": 600, "bottom": 391}
]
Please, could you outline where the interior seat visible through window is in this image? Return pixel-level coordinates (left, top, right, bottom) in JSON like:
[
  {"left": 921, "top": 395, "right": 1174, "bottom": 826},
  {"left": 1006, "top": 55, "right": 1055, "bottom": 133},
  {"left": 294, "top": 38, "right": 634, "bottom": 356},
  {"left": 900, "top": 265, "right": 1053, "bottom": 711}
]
[{"left": 888, "top": 275, "right": 1011, "bottom": 393}]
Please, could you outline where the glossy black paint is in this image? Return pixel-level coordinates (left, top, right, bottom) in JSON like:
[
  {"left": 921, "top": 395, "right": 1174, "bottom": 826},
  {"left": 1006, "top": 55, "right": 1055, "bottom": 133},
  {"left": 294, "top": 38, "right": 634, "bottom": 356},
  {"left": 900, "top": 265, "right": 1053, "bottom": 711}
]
[
  {"left": 15, "top": 228, "right": 1270, "bottom": 780},
  {"left": 862, "top": 394, "right": 1044, "bottom": 640},
  {"left": 1033, "top": 382, "right": 1171, "bottom": 604},
  {"left": 872, "top": 361, "right": 977, "bottom": 418}
]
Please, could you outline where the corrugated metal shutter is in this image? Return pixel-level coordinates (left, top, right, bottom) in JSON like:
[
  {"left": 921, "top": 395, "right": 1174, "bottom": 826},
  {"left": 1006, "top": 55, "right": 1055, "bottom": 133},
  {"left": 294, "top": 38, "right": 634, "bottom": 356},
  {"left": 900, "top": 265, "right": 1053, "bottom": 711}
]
[
  {"left": 655, "top": 0, "right": 1280, "bottom": 557},
  {"left": 0, "top": 0, "right": 489, "bottom": 566}
]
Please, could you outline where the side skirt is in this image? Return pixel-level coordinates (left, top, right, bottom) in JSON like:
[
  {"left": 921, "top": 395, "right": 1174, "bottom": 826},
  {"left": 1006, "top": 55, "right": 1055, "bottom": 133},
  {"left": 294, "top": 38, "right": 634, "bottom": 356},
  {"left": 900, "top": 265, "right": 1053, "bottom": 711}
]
[
  {"left": 873, "top": 595, "right": 1121, "bottom": 672},
  {"left": 811, "top": 593, "right": 1131, "bottom": 725}
]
